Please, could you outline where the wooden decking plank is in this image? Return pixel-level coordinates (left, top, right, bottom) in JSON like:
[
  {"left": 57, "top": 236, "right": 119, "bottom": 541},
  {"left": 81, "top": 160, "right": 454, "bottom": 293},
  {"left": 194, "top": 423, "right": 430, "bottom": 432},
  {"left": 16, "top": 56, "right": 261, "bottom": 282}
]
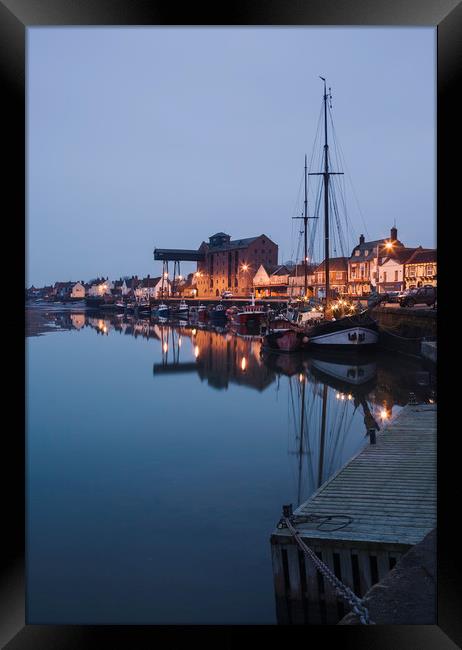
[{"left": 273, "top": 404, "right": 436, "bottom": 548}]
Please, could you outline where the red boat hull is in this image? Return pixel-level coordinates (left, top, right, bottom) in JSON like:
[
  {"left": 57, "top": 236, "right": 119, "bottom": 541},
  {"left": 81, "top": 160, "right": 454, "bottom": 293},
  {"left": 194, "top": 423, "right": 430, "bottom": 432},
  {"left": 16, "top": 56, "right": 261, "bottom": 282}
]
[{"left": 231, "top": 312, "right": 264, "bottom": 326}]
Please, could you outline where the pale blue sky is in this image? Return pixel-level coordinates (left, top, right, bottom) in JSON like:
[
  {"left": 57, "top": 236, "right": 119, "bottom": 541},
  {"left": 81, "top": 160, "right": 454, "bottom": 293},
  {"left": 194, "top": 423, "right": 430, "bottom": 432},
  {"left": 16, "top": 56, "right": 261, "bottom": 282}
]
[{"left": 27, "top": 27, "right": 435, "bottom": 286}]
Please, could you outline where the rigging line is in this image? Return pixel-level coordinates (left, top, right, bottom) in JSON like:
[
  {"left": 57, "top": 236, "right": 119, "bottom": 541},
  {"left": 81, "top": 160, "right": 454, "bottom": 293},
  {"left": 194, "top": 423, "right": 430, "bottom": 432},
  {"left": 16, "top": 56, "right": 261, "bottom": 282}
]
[
  {"left": 328, "top": 121, "right": 356, "bottom": 253},
  {"left": 328, "top": 109, "right": 356, "bottom": 249},
  {"left": 328, "top": 108, "right": 370, "bottom": 239},
  {"left": 329, "top": 180, "right": 347, "bottom": 258}
]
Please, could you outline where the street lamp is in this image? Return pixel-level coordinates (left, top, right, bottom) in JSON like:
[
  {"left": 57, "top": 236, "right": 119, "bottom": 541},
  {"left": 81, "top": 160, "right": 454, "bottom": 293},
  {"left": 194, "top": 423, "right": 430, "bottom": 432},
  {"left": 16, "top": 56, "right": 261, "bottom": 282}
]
[
  {"left": 240, "top": 263, "right": 251, "bottom": 296},
  {"left": 375, "top": 240, "right": 395, "bottom": 291}
]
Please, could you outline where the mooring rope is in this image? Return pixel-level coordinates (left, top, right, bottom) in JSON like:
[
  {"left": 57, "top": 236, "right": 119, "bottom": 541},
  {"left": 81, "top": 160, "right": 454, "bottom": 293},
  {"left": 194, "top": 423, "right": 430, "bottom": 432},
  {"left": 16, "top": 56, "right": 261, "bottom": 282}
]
[{"left": 278, "top": 508, "right": 374, "bottom": 625}]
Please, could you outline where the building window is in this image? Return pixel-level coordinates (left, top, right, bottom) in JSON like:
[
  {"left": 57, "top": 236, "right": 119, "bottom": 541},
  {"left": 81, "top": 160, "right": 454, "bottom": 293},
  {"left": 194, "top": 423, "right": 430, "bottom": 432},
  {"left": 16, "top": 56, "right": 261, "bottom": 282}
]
[
  {"left": 383, "top": 271, "right": 387, "bottom": 282},
  {"left": 355, "top": 250, "right": 360, "bottom": 256},
  {"left": 408, "top": 267, "right": 416, "bottom": 277},
  {"left": 365, "top": 250, "right": 369, "bottom": 257},
  {"left": 394, "top": 270, "right": 398, "bottom": 281},
  {"left": 426, "top": 264, "right": 433, "bottom": 275}
]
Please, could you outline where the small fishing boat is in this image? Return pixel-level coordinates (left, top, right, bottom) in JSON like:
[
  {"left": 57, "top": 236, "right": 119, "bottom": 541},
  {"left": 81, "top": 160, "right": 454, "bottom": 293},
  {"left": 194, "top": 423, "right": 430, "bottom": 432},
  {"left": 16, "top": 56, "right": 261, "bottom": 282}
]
[
  {"left": 154, "top": 303, "right": 169, "bottom": 318},
  {"left": 230, "top": 304, "right": 265, "bottom": 327},
  {"left": 177, "top": 300, "right": 189, "bottom": 319},
  {"left": 209, "top": 303, "right": 227, "bottom": 323},
  {"left": 198, "top": 304, "right": 208, "bottom": 322}
]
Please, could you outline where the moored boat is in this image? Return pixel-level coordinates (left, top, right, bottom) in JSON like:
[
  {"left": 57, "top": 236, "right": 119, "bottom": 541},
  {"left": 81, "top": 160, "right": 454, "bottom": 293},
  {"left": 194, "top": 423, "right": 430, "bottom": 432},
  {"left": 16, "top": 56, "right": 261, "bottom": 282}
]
[
  {"left": 177, "top": 300, "right": 189, "bottom": 319},
  {"left": 278, "top": 78, "right": 379, "bottom": 351},
  {"left": 197, "top": 304, "right": 208, "bottom": 322},
  {"left": 153, "top": 303, "right": 169, "bottom": 318},
  {"left": 209, "top": 303, "right": 227, "bottom": 323},
  {"left": 230, "top": 304, "right": 265, "bottom": 327},
  {"left": 262, "top": 326, "right": 307, "bottom": 353},
  {"left": 303, "top": 311, "right": 379, "bottom": 349}
]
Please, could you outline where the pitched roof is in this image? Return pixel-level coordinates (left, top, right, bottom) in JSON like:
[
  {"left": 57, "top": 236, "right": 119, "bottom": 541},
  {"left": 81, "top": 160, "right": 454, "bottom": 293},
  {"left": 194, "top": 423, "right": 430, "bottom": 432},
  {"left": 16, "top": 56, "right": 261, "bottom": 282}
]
[
  {"left": 123, "top": 277, "right": 140, "bottom": 288},
  {"left": 350, "top": 239, "right": 404, "bottom": 262},
  {"left": 140, "top": 276, "right": 162, "bottom": 288},
  {"left": 205, "top": 234, "right": 275, "bottom": 252},
  {"left": 289, "top": 263, "right": 317, "bottom": 277},
  {"left": 382, "top": 247, "right": 420, "bottom": 264},
  {"left": 405, "top": 247, "right": 437, "bottom": 264},
  {"left": 315, "top": 257, "right": 348, "bottom": 272}
]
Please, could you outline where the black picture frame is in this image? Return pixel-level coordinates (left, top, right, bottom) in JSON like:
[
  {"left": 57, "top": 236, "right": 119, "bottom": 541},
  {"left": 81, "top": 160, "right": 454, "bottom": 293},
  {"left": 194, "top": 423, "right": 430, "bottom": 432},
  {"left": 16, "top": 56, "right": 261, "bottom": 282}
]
[{"left": 3, "top": 0, "right": 459, "bottom": 647}]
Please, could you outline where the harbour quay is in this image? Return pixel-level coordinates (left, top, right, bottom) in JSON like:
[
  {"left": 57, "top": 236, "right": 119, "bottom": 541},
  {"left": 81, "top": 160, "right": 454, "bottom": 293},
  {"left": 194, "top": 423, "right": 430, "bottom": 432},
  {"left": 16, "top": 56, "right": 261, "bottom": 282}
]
[{"left": 270, "top": 403, "right": 436, "bottom": 625}]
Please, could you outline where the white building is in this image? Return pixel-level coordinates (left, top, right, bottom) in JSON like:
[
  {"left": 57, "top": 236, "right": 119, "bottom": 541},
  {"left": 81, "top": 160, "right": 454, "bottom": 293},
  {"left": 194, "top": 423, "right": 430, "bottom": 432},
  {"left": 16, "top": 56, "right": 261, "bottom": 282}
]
[
  {"left": 88, "top": 278, "right": 113, "bottom": 296},
  {"left": 378, "top": 249, "right": 417, "bottom": 293},
  {"left": 134, "top": 276, "right": 170, "bottom": 300}
]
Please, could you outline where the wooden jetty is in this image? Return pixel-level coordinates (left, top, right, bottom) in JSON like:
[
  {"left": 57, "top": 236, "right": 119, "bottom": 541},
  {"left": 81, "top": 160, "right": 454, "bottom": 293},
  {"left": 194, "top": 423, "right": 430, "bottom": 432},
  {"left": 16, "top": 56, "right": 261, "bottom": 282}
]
[{"left": 271, "top": 403, "right": 436, "bottom": 624}]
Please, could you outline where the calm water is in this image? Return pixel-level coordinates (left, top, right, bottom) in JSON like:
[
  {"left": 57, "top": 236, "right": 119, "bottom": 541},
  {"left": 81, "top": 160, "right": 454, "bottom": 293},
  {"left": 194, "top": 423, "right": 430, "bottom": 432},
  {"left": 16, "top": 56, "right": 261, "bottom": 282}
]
[{"left": 26, "top": 305, "right": 436, "bottom": 624}]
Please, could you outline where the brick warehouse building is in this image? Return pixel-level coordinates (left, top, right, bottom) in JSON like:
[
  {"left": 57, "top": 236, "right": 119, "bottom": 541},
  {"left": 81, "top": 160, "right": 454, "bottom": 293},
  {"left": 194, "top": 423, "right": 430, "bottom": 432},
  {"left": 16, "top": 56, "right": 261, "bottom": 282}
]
[{"left": 195, "top": 232, "right": 278, "bottom": 298}]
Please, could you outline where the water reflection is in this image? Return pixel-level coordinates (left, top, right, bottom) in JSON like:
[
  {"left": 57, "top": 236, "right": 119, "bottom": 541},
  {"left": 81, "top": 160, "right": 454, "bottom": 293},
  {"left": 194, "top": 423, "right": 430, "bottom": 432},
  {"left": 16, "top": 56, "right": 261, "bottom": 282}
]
[{"left": 26, "top": 306, "right": 436, "bottom": 624}]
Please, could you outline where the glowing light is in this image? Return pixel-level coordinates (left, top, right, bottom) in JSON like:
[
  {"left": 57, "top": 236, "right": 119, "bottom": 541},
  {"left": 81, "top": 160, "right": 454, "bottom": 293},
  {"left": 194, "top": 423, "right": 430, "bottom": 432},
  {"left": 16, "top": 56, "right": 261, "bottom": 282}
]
[
  {"left": 299, "top": 373, "right": 304, "bottom": 383},
  {"left": 178, "top": 336, "right": 182, "bottom": 347},
  {"left": 385, "top": 241, "right": 394, "bottom": 251},
  {"left": 163, "top": 342, "right": 168, "bottom": 353},
  {"left": 241, "top": 264, "right": 249, "bottom": 272},
  {"left": 163, "top": 272, "right": 169, "bottom": 278},
  {"left": 348, "top": 394, "right": 353, "bottom": 400},
  {"left": 380, "top": 409, "right": 389, "bottom": 420},
  {"left": 336, "top": 393, "right": 341, "bottom": 399},
  {"left": 192, "top": 328, "right": 197, "bottom": 336},
  {"left": 194, "top": 345, "right": 200, "bottom": 358},
  {"left": 102, "top": 325, "right": 108, "bottom": 334},
  {"left": 241, "top": 357, "right": 247, "bottom": 371},
  {"left": 340, "top": 394, "right": 345, "bottom": 400}
]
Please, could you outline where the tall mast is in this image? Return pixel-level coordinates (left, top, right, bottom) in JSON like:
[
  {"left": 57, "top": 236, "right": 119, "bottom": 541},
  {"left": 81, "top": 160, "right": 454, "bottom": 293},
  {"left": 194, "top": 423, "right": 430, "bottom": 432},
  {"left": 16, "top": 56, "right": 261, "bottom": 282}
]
[
  {"left": 322, "top": 78, "right": 330, "bottom": 308},
  {"left": 304, "top": 154, "right": 308, "bottom": 297},
  {"left": 293, "top": 154, "right": 309, "bottom": 299},
  {"left": 309, "top": 78, "right": 343, "bottom": 312}
]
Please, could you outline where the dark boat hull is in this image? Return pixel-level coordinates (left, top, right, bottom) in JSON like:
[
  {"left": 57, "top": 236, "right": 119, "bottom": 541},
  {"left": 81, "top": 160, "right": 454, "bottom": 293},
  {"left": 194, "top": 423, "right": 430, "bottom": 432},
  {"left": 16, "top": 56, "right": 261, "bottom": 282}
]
[{"left": 304, "top": 314, "right": 379, "bottom": 349}]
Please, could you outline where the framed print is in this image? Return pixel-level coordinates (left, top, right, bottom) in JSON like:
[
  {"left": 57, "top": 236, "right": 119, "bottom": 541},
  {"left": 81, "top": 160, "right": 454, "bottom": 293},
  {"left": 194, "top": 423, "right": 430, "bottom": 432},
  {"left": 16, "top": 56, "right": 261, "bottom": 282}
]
[{"left": 2, "top": 0, "right": 460, "bottom": 647}]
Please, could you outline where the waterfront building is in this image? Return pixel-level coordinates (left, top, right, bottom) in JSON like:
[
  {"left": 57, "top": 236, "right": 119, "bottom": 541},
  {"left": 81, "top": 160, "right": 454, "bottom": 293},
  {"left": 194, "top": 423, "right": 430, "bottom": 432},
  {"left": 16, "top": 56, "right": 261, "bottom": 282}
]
[
  {"left": 195, "top": 232, "right": 278, "bottom": 298},
  {"left": 347, "top": 227, "right": 405, "bottom": 296},
  {"left": 377, "top": 248, "right": 418, "bottom": 294},
  {"left": 403, "top": 247, "right": 437, "bottom": 289},
  {"left": 135, "top": 275, "right": 170, "bottom": 300},
  {"left": 287, "top": 263, "right": 317, "bottom": 298},
  {"left": 88, "top": 277, "right": 113, "bottom": 297},
  {"left": 121, "top": 276, "right": 140, "bottom": 297},
  {"left": 312, "top": 257, "right": 348, "bottom": 298},
  {"left": 252, "top": 264, "right": 292, "bottom": 298},
  {"left": 53, "top": 281, "right": 86, "bottom": 300}
]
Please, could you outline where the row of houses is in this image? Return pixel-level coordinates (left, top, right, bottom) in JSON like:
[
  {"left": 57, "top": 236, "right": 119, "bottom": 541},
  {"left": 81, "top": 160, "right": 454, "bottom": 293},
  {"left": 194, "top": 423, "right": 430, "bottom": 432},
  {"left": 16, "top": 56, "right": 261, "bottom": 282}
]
[
  {"left": 27, "top": 275, "right": 176, "bottom": 302},
  {"left": 252, "top": 227, "right": 436, "bottom": 299},
  {"left": 27, "top": 226, "right": 436, "bottom": 302}
]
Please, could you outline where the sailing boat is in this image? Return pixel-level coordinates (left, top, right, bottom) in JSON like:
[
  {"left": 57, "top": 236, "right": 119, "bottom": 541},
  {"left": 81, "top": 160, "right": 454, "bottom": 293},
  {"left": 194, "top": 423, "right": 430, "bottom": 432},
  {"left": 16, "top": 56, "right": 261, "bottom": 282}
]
[{"left": 263, "top": 78, "right": 378, "bottom": 352}]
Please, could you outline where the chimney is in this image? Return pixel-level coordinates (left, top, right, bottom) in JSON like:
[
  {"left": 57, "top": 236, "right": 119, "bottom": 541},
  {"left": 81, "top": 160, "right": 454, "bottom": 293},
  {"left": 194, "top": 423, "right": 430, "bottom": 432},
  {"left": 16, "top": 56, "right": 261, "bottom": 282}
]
[
  {"left": 359, "top": 234, "right": 365, "bottom": 245},
  {"left": 390, "top": 226, "right": 398, "bottom": 242}
]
